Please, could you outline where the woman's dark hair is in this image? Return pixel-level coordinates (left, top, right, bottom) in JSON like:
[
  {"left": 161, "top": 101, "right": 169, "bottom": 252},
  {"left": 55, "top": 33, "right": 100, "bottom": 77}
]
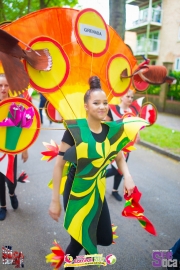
[{"left": 84, "top": 76, "right": 104, "bottom": 103}]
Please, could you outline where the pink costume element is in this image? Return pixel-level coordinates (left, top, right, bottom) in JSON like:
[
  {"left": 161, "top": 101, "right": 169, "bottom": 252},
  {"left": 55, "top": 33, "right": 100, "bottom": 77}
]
[{"left": 0, "top": 103, "right": 35, "bottom": 128}]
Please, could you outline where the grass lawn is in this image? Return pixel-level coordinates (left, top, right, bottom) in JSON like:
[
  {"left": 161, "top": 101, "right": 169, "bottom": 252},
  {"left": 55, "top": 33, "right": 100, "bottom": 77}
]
[{"left": 140, "top": 124, "right": 180, "bottom": 155}]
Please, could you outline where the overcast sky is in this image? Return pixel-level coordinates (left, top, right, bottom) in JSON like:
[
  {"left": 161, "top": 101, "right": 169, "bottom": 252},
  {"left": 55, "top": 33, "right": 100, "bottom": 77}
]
[{"left": 75, "top": 0, "right": 139, "bottom": 27}]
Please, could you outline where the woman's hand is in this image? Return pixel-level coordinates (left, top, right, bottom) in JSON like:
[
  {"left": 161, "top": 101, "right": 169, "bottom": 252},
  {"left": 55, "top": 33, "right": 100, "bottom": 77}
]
[
  {"left": 115, "top": 151, "right": 135, "bottom": 197},
  {"left": 123, "top": 174, "right": 135, "bottom": 197},
  {"left": 21, "top": 150, "right": 28, "bottom": 163},
  {"left": 49, "top": 200, "right": 61, "bottom": 222}
]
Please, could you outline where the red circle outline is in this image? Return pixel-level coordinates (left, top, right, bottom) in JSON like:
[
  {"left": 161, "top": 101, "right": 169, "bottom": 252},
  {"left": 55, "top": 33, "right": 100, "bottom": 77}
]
[
  {"left": 107, "top": 54, "right": 132, "bottom": 97},
  {"left": 0, "top": 97, "right": 40, "bottom": 154},
  {"left": 75, "top": 8, "right": 109, "bottom": 57},
  {"left": 122, "top": 112, "right": 136, "bottom": 119},
  {"left": 45, "top": 101, "right": 63, "bottom": 123},
  {"left": 132, "top": 74, "right": 149, "bottom": 92},
  {"left": 24, "top": 36, "right": 70, "bottom": 93},
  {"left": 139, "top": 102, "right": 157, "bottom": 126}
]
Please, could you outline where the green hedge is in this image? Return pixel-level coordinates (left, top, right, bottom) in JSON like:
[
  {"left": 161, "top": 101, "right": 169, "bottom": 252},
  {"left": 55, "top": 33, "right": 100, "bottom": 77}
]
[
  {"left": 147, "top": 85, "right": 161, "bottom": 95},
  {"left": 167, "top": 71, "right": 180, "bottom": 101},
  {"left": 141, "top": 70, "right": 180, "bottom": 101}
]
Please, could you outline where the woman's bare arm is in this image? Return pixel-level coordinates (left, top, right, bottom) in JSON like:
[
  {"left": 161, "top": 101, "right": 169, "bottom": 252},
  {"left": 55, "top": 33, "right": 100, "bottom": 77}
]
[{"left": 49, "top": 141, "right": 71, "bottom": 222}]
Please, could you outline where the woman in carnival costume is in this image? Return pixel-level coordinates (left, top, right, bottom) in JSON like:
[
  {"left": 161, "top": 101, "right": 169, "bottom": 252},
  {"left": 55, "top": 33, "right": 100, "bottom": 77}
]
[
  {"left": 48, "top": 75, "right": 148, "bottom": 269},
  {"left": 0, "top": 70, "right": 28, "bottom": 221},
  {"left": 0, "top": 6, "right": 162, "bottom": 263}
]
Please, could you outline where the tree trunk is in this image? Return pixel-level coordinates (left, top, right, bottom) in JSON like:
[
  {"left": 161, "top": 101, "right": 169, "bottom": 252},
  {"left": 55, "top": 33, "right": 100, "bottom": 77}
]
[
  {"left": 109, "top": 0, "right": 126, "bottom": 40},
  {"left": 40, "top": 0, "right": 46, "bottom": 9},
  {"left": 27, "top": 0, "right": 31, "bottom": 13},
  {"left": 40, "top": 0, "right": 51, "bottom": 9}
]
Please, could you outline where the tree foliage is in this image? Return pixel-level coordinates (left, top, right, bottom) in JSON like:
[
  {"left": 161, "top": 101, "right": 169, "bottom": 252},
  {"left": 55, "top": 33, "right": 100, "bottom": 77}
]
[
  {"left": 0, "top": 0, "right": 78, "bottom": 22},
  {"left": 146, "top": 70, "right": 180, "bottom": 101},
  {"left": 168, "top": 71, "right": 180, "bottom": 101}
]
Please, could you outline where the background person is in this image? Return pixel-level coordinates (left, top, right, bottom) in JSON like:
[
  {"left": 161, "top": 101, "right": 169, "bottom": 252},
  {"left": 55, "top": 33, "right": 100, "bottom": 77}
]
[
  {"left": 39, "top": 93, "right": 52, "bottom": 125},
  {"left": 106, "top": 89, "right": 140, "bottom": 201},
  {"left": 0, "top": 73, "right": 28, "bottom": 220}
]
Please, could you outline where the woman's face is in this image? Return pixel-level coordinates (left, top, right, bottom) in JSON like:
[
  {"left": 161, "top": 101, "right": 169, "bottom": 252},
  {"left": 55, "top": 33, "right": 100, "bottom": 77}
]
[
  {"left": 84, "top": 90, "right": 109, "bottom": 121},
  {"left": 121, "top": 90, "right": 134, "bottom": 107},
  {"left": 0, "top": 76, "right": 9, "bottom": 100}
]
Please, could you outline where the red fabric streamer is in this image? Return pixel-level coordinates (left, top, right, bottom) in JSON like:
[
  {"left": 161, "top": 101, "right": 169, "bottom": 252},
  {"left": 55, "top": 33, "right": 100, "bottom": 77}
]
[{"left": 122, "top": 186, "right": 157, "bottom": 236}]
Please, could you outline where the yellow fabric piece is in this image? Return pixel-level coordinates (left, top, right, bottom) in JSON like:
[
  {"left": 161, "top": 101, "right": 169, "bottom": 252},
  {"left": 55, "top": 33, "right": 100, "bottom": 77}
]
[
  {"left": 67, "top": 190, "right": 95, "bottom": 243},
  {"left": 109, "top": 96, "right": 120, "bottom": 105},
  {"left": 45, "top": 253, "right": 54, "bottom": 263},
  {"left": 0, "top": 63, "right": 4, "bottom": 73},
  {"left": 43, "top": 85, "right": 87, "bottom": 120},
  {"left": 123, "top": 117, "right": 146, "bottom": 140},
  {"left": 76, "top": 142, "right": 88, "bottom": 159},
  {"left": 48, "top": 162, "right": 69, "bottom": 195},
  {"left": 95, "top": 138, "right": 110, "bottom": 157},
  {"left": 112, "top": 226, "right": 117, "bottom": 232},
  {"left": 95, "top": 142, "right": 104, "bottom": 157},
  {"left": 84, "top": 157, "right": 115, "bottom": 180},
  {"left": 108, "top": 132, "right": 127, "bottom": 152},
  {"left": 91, "top": 157, "right": 105, "bottom": 168},
  {"left": 97, "top": 176, "right": 106, "bottom": 202},
  {"left": 126, "top": 145, "right": 137, "bottom": 151},
  {"left": 41, "top": 156, "right": 50, "bottom": 161}
]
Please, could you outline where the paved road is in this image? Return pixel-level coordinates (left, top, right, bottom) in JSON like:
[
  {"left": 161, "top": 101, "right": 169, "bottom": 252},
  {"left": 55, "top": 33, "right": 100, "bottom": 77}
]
[{"left": 0, "top": 117, "right": 180, "bottom": 270}]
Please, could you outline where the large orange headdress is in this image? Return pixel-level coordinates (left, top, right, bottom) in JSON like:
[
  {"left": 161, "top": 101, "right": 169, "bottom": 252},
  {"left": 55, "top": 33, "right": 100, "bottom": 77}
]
[{"left": 1, "top": 7, "right": 137, "bottom": 119}]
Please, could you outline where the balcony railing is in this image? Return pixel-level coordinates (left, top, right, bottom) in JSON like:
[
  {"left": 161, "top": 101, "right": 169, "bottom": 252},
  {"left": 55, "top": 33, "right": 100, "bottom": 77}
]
[
  {"left": 128, "top": 7, "right": 162, "bottom": 29},
  {"left": 135, "top": 38, "right": 160, "bottom": 55}
]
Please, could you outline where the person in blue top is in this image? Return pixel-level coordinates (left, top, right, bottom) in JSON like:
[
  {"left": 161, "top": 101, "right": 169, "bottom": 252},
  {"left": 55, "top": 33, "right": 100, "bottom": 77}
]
[{"left": 39, "top": 93, "right": 52, "bottom": 125}]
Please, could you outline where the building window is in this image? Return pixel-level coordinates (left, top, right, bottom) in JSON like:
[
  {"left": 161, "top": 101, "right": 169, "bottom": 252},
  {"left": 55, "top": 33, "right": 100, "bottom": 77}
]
[
  {"left": 175, "top": 58, "right": 180, "bottom": 71},
  {"left": 149, "top": 32, "right": 159, "bottom": 52}
]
